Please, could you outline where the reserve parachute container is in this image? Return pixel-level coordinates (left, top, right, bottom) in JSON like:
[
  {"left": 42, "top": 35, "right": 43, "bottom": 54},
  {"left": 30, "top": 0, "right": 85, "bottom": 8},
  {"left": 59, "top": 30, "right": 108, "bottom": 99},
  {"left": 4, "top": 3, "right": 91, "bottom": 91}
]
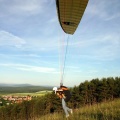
[{"left": 56, "top": 0, "right": 89, "bottom": 34}]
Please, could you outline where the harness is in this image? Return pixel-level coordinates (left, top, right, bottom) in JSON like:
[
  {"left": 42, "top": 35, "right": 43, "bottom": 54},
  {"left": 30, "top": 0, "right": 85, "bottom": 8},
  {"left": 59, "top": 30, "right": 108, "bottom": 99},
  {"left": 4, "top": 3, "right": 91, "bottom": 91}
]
[{"left": 56, "top": 86, "right": 71, "bottom": 102}]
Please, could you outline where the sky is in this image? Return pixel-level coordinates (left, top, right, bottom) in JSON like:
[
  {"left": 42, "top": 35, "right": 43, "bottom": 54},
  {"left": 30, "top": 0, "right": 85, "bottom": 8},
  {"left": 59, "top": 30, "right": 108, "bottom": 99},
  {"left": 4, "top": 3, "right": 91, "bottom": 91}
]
[{"left": 0, "top": 0, "right": 120, "bottom": 87}]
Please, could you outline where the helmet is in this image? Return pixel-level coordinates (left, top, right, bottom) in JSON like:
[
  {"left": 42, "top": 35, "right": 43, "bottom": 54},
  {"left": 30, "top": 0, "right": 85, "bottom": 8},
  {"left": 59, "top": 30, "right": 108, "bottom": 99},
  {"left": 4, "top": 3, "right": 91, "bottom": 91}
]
[{"left": 53, "top": 87, "right": 57, "bottom": 94}]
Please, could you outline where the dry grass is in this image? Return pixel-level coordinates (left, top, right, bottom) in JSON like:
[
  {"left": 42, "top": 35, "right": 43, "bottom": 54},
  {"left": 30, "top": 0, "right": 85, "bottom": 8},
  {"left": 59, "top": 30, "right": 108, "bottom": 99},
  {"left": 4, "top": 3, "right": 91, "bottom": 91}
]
[{"left": 37, "top": 99, "right": 120, "bottom": 120}]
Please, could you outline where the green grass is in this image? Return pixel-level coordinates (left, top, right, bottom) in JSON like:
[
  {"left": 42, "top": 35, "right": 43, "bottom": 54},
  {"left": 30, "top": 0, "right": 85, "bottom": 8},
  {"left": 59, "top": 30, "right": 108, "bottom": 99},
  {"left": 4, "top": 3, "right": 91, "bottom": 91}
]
[
  {"left": 0, "top": 90, "right": 52, "bottom": 97},
  {"left": 37, "top": 99, "right": 120, "bottom": 120},
  {"left": 0, "top": 86, "right": 52, "bottom": 94}
]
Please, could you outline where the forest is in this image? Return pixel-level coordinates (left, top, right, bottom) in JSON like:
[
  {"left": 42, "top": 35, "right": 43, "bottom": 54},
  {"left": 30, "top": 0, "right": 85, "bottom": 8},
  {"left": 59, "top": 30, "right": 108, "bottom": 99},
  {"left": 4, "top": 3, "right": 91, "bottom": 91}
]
[{"left": 0, "top": 77, "right": 120, "bottom": 120}]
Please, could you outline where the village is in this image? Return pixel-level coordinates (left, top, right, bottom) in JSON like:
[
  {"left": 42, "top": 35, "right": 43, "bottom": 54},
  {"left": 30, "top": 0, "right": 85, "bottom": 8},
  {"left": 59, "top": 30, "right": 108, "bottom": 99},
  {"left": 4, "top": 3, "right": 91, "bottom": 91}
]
[{"left": 0, "top": 95, "right": 32, "bottom": 105}]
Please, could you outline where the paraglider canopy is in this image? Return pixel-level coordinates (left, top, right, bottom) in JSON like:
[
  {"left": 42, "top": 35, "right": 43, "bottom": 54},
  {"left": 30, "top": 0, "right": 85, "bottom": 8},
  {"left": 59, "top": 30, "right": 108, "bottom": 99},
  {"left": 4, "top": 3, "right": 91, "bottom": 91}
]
[{"left": 56, "top": 0, "right": 89, "bottom": 34}]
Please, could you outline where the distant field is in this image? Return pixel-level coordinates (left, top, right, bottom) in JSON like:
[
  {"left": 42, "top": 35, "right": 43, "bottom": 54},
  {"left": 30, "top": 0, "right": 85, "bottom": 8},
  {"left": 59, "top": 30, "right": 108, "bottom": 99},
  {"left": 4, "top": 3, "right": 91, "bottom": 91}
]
[
  {"left": 0, "top": 86, "right": 52, "bottom": 92},
  {"left": 0, "top": 90, "right": 52, "bottom": 97},
  {"left": 0, "top": 86, "right": 53, "bottom": 96}
]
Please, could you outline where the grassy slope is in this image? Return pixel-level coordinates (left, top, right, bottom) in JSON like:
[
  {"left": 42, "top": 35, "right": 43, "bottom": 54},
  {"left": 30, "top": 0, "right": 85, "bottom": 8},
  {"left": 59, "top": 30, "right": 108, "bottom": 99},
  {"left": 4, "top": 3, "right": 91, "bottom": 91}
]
[{"left": 38, "top": 99, "right": 120, "bottom": 120}]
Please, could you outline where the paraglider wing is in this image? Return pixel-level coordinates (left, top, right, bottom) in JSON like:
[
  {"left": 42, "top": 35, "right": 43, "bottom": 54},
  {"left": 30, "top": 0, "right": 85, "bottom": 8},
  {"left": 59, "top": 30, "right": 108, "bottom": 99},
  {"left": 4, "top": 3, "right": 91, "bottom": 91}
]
[{"left": 56, "top": 0, "right": 89, "bottom": 34}]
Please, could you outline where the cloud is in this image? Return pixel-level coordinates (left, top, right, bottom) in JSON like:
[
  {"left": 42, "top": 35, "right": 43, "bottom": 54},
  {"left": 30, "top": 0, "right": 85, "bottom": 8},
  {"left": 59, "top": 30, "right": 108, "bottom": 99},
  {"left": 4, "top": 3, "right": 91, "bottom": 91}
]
[
  {"left": 0, "top": 63, "right": 58, "bottom": 73},
  {"left": 47, "top": 17, "right": 58, "bottom": 24},
  {"left": 24, "top": 37, "right": 60, "bottom": 52},
  {"left": 69, "top": 33, "right": 120, "bottom": 61},
  {"left": 105, "top": 13, "right": 120, "bottom": 21},
  {"left": 0, "top": 30, "right": 26, "bottom": 48},
  {"left": 0, "top": 53, "right": 41, "bottom": 58},
  {"left": 0, "top": 0, "right": 54, "bottom": 17},
  {"left": 87, "top": 0, "right": 120, "bottom": 21},
  {"left": 0, "top": 30, "right": 59, "bottom": 52}
]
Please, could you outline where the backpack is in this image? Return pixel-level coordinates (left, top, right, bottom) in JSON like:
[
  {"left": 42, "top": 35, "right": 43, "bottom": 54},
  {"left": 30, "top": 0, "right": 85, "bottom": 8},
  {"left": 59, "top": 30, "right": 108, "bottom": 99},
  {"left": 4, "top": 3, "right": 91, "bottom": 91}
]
[{"left": 61, "top": 86, "right": 72, "bottom": 102}]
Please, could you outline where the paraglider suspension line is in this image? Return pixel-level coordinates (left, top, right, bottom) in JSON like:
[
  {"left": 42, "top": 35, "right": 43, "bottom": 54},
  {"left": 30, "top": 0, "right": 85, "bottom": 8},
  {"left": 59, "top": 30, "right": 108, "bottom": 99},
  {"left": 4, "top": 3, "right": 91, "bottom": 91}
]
[{"left": 60, "top": 35, "right": 69, "bottom": 85}]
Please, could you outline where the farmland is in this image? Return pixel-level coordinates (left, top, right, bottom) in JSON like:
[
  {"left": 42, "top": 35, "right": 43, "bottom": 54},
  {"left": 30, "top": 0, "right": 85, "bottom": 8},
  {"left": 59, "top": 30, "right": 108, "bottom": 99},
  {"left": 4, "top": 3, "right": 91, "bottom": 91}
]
[
  {"left": 0, "top": 85, "right": 52, "bottom": 106},
  {"left": 0, "top": 85, "right": 52, "bottom": 96}
]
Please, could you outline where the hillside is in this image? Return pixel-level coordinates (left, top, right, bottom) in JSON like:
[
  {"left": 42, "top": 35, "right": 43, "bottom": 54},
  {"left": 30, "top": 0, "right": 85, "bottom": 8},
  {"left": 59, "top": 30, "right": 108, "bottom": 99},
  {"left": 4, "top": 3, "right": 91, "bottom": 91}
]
[
  {"left": 0, "top": 77, "right": 120, "bottom": 120},
  {"left": 39, "top": 99, "right": 120, "bottom": 120}
]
